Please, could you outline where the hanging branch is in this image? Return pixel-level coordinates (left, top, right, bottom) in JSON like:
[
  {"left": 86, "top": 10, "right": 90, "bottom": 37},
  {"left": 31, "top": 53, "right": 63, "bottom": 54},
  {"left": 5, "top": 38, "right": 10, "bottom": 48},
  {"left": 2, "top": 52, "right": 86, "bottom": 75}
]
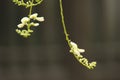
[{"left": 59, "top": 0, "right": 96, "bottom": 69}]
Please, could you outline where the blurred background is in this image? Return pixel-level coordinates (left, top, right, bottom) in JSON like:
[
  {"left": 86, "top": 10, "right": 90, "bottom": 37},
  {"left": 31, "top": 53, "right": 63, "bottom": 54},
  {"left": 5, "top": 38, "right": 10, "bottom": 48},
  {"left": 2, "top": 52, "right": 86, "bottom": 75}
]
[{"left": 0, "top": 0, "right": 120, "bottom": 80}]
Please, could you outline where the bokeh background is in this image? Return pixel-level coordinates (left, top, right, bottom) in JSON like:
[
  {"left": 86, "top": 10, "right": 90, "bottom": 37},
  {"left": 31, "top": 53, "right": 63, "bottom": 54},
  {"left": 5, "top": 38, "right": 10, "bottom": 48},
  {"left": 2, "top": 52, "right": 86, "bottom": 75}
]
[{"left": 0, "top": 0, "right": 120, "bottom": 80}]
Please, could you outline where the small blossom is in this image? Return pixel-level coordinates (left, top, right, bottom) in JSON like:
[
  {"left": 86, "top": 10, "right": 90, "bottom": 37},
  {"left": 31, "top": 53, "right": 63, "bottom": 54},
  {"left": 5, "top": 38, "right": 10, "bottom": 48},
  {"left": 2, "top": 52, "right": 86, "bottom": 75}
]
[
  {"left": 78, "top": 49, "right": 85, "bottom": 53},
  {"left": 29, "top": 13, "right": 44, "bottom": 22},
  {"left": 21, "top": 17, "right": 30, "bottom": 24},
  {"left": 36, "top": 17, "right": 44, "bottom": 22},
  {"left": 70, "top": 41, "right": 85, "bottom": 57},
  {"left": 30, "top": 13, "right": 38, "bottom": 19},
  {"left": 30, "top": 22, "right": 39, "bottom": 26},
  {"left": 33, "top": 23, "right": 39, "bottom": 26},
  {"left": 70, "top": 41, "right": 78, "bottom": 48},
  {"left": 17, "top": 23, "right": 24, "bottom": 28}
]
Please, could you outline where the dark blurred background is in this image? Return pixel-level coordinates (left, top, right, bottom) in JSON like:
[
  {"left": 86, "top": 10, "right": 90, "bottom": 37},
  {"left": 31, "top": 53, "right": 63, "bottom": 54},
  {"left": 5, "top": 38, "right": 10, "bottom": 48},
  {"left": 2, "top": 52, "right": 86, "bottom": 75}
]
[{"left": 0, "top": 0, "right": 120, "bottom": 80}]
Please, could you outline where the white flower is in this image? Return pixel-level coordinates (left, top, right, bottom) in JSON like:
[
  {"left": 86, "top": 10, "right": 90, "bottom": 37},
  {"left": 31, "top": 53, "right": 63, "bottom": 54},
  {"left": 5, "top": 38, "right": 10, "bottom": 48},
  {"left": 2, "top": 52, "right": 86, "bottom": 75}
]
[
  {"left": 30, "top": 13, "right": 38, "bottom": 19},
  {"left": 36, "top": 17, "right": 44, "bottom": 22},
  {"left": 30, "top": 22, "right": 39, "bottom": 26},
  {"left": 70, "top": 41, "right": 85, "bottom": 57},
  {"left": 21, "top": 17, "right": 30, "bottom": 24},
  {"left": 17, "top": 23, "right": 24, "bottom": 28},
  {"left": 33, "top": 23, "right": 39, "bottom": 26}
]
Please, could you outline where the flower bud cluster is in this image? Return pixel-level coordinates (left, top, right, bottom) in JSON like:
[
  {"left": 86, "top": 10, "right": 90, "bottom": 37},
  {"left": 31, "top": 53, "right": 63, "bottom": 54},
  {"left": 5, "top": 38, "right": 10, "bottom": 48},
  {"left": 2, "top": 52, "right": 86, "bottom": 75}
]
[
  {"left": 16, "top": 13, "right": 44, "bottom": 38},
  {"left": 70, "top": 41, "right": 96, "bottom": 69},
  {"left": 12, "top": 0, "right": 43, "bottom": 8}
]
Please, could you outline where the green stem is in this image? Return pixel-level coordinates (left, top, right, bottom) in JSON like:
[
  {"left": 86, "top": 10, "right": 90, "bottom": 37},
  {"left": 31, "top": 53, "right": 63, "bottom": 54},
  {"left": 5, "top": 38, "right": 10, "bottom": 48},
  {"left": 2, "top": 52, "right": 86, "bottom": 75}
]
[
  {"left": 21, "top": 0, "right": 24, "bottom": 3},
  {"left": 59, "top": 0, "right": 71, "bottom": 47},
  {"left": 27, "top": 0, "right": 34, "bottom": 30},
  {"left": 29, "top": 0, "right": 34, "bottom": 16}
]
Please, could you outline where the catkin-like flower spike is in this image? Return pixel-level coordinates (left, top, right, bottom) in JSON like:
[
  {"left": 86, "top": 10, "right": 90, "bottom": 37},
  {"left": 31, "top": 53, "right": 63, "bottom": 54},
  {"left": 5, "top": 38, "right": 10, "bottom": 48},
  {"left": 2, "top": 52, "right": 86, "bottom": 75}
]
[
  {"left": 59, "top": 0, "right": 96, "bottom": 69},
  {"left": 70, "top": 41, "right": 97, "bottom": 69}
]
